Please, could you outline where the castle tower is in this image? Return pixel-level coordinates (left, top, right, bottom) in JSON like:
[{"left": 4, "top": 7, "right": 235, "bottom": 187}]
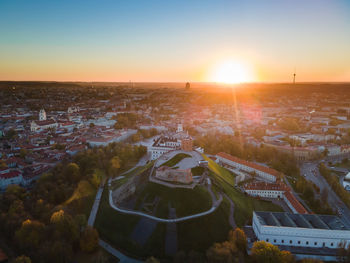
[{"left": 39, "top": 109, "right": 46, "bottom": 121}]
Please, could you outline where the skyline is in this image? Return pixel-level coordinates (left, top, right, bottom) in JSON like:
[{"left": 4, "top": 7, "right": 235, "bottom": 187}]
[{"left": 1, "top": 0, "right": 350, "bottom": 82}]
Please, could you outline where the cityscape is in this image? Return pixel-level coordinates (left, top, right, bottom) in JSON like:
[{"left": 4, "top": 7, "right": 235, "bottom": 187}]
[{"left": 1, "top": 1, "right": 350, "bottom": 263}]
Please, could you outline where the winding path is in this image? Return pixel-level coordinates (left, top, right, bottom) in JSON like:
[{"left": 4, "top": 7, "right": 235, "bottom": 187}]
[
  {"left": 109, "top": 178, "right": 223, "bottom": 223},
  {"left": 223, "top": 193, "right": 237, "bottom": 229},
  {"left": 99, "top": 239, "right": 142, "bottom": 263}
]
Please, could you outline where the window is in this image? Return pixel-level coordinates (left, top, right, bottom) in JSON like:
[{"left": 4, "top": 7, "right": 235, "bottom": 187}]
[
  {"left": 306, "top": 241, "right": 309, "bottom": 245},
  {"left": 274, "top": 239, "right": 276, "bottom": 243},
  {"left": 331, "top": 243, "right": 333, "bottom": 246},
  {"left": 266, "top": 239, "right": 269, "bottom": 242},
  {"left": 282, "top": 240, "right": 284, "bottom": 243},
  {"left": 290, "top": 240, "right": 292, "bottom": 244},
  {"left": 314, "top": 242, "right": 317, "bottom": 246},
  {"left": 323, "top": 242, "right": 325, "bottom": 247},
  {"left": 298, "top": 241, "right": 301, "bottom": 244}
]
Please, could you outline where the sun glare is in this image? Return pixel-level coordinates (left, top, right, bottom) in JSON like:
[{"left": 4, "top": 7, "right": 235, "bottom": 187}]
[{"left": 209, "top": 60, "right": 253, "bottom": 84}]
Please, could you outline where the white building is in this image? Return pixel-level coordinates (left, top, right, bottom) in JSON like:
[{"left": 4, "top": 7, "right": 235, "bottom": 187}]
[
  {"left": 150, "top": 136, "right": 181, "bottom": 160},
  {"left": 39, "top": 109, "right": 46, "bottom": 121},
  {"left": 216, "top": 152, "right": 277, "bottom": 182},
  {"left": 253, "top": 211, "right": 350, "bottom": 249},
  {"left": 244, "top": 182, "right": 308, "bottom": 214},
  {"left": 30, "top": 119, "right": 58, "bottom": 132},
  {"left": 0, "top": 170, "right": 23, "bottom": 190}
]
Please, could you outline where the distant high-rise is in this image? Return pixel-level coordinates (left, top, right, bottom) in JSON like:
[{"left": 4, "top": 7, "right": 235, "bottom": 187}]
[{"left": 185, "top": 82, "right": 190, "bottom": 90}]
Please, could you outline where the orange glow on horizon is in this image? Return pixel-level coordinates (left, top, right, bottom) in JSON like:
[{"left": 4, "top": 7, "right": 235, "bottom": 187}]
[{"left": 208, "top": 60, "right": 255, "bottom": 84}]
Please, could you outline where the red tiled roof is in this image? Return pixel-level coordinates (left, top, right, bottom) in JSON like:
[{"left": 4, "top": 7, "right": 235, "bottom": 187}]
[
  {"left": 217, "top": 152, "right": 281, "bottom": 178},
  {"left": 33, "top": 120, "right": 56, "bottom": 126},
  {"left": 244, "top": 182, "right": 290, "bottom": 191},
  {"left": 284, "top": 190, "right": 308, "bottom": 214},
  {"left": 0, "top": 170, "right": 21, "bottom": 179}
]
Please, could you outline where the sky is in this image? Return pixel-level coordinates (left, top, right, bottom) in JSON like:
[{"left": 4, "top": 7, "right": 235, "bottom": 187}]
[{"left": 0, "top": 0, "right": 349, "bottom": 82}]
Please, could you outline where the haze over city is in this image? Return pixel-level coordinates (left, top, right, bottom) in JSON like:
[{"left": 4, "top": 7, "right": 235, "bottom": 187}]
[
  {"left": 1, "top": 0, "right": 350, "bottom": 82},
  {"left": 2, "top": 1, "right": 350, "bottom": 263}
]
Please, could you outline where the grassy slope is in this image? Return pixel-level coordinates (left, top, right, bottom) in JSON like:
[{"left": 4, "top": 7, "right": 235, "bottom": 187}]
[
  {"left": 160, "top": 153, "right": 191, "bottom": 167},
  {"left": 204, "top": 154, "right": 283, "bottom": 226},
  {"left": 135, "top": 182, "right": 212, "bottom": 218},
  {"left": 177, "top": 197, "right": 231, "bottom": 252},
  {"left": 202, "top": 155, "right": 236, "bottom": 186}
]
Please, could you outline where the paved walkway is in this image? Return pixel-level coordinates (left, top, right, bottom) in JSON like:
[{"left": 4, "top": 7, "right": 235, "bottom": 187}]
[
  {"left": 87, "top": 183, "right": 105, "bottom": 226},
  {"left": 99, "top": 239, "right": 143, "bottom": 263}
]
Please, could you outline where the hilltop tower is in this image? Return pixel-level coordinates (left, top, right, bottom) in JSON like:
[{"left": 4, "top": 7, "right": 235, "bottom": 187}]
[
  {"left": 39, "top": 109, "right": 46, "bottom": 121},
  {"left": 185, "top": 82, "right": 190, "bottom": 90}
]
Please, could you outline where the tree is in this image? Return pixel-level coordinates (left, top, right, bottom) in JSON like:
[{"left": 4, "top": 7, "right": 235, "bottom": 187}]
[
  {"left": 323, "top": 148, "right": 329, "bottom": 157},
  {"left": 228, "top": 228, "right": 247, "bottom": 252},
  {"left": 12, "top": 256, "right": 32, "bottom": 263},
  {"left": 64, "top": 162, "right": 80, "bottom": 183},
  {"left": 206, "top": 241, "right": 237, "bottom": 263},
  {"left": 145, "top": 257, "right": 160, "bottom": 263},
  {"left": 20, "top": 148, "right": 27, "bottom": 159},
  {"left": 80, "top": 226, "right": 99, "bottom": 253},
  {"left": 109, "top": 156, "right": 121, "bottom": 176},
  {"left": 15, "top": 219, "right": 46, "bottom": 252},
  {"left": 251, "top": 241, "right": 294, "bottom": 263}
]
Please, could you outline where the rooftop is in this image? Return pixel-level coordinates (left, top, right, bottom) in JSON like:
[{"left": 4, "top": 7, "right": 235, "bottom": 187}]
[
  {"left": 217, "top": 152, "right": 281, "bottom": 178},
  {"left": 255, "top": 211, "right": 350, "bottom": 231}
]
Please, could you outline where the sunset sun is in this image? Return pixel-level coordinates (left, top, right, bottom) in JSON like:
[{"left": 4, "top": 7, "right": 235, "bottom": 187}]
[{"left": 210, "top": 60, "right": 254, "bottom": 84}]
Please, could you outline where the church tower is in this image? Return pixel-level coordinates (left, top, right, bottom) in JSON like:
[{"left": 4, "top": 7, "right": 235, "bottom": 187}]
[{"left": 39, "top": 109, "right": 46, "bottom": 121}]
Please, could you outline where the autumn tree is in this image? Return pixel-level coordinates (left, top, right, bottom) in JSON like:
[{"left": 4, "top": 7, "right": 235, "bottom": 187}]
[
  {"left": 12, "top": 255, "right": 32, "bottom": 263},
  {"left": 251, "top": 241, "right": 294, "bottom": 263},
  {"left": 206, "top": 241, "right": 237, "bottom": 263},
  {"left": 109, "top": 156, "right": 121, "bottom": 177},
  {"left": 15, "top": 219, "right": 46, "bottom": 252},
  {"left": 80, "top": 226, "right": 99, "bottom": 253},
  {"left": 228, "top": 228, "right": 247, "bottom": 252}
]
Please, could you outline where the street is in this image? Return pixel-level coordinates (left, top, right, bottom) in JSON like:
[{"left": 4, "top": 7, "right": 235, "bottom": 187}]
[{"left": 300, "top": 161, "right": 350, "bottom": 227}]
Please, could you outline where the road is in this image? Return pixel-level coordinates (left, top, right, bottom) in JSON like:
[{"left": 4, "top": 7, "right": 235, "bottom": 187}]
[{"left": 300, "top": 161, "right": 350, "bottom": 226}]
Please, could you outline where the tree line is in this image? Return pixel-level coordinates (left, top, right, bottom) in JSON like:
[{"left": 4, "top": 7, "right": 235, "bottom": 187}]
[{"left": 0, "top": 142, "right": 146, "bottom": 262}]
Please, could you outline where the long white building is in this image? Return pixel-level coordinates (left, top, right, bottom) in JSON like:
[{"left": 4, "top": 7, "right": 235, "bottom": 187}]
[
  {"left": 244, "top": 182, "right": 308, "bottom": 214},
  {"left": 253, "top": 211, "right": 350, "bottom": 249},
  {"left": 216, "top": 152, "right": 278, "bottom": 182}
]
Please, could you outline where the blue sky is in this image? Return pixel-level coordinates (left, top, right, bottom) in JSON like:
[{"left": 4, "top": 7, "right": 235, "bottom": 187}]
[{"left": 0, "top": 0, "right": 349, "bottom": 82}]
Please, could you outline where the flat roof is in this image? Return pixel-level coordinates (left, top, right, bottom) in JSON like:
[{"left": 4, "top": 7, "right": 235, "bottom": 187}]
[{"left": 255, "top": 211, "right": 350, "bottom": 231}]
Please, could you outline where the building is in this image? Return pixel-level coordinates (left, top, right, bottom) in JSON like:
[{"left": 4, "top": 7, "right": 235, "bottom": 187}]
[
  {"left": 181, "top": 138, "right": 193, "bottom": 151},
  {"left": 154, "top": 166, "right": 193, "bottom": 184},
  {"left": 39, "top": 109, "right": 46, "bottom": 121},
  {"left": 0, "top": 170, "right": 23, "bottom": 190},
  {"left": 216, "top": 152, "right": 278, "bottom": 182},
  {"left": 253, "top": 211, "right": 350, "bottom": 249},
  {"left": 150, "top": 136, "right": 181, "bottom": 160},
  {"left": 30, "top": 119, "right": 58, "bottom": 132},
  {"left": 244, "top": 182, "right": 308, "bottom": 214}
]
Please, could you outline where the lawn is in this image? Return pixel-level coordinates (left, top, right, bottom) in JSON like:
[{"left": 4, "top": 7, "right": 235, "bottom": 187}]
[
  {"left": 203, "top": 154, "right": 236, "bottom": 186},
  {"left": 160, "top": 153, "right": 191, "bottom": 167},
  {"left": 177, "top": 196, "right": 231, "bottom": 252},
  {"left": 135, "top": 182, "right": 212, "bottom": 218},
  {"left": 207, "top": 165, "right": 283, "bottom": 226},
  {"left": 94, "top": 184, "right": 171, "bottom": 260}
]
